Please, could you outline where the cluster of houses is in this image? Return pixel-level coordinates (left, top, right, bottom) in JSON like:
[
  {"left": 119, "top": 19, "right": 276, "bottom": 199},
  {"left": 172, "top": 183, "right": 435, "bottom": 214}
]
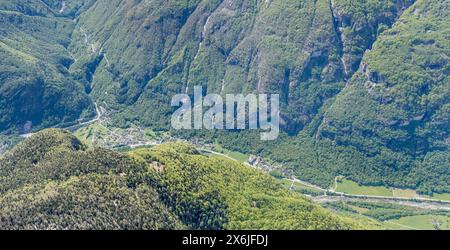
[
  {"left": 247, "top": 155, "right": 293, "bottom": 177},
  {"left": 92, "top": 126, "right": 165, "bottom": 149}
]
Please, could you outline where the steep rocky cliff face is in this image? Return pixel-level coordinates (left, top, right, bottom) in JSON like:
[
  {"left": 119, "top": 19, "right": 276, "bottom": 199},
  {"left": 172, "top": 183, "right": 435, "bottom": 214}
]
[
  {"left": 2, "top": 0, "right": 418, "bottom": 133},
  {"left": 318, "top": 0, "right": 449, "bottom": 193},
  {"left": 331, "top": 0, "right": 416, "bottom": 77},
  {"left": 68, "top": 0, "right": 418, "bottom": 133},
  {"left": 0, "top": 0, "right": 448, "bottom": 193}
]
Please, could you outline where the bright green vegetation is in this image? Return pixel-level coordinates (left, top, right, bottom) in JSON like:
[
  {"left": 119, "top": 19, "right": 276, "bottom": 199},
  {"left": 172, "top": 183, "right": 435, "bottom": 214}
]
[
  {"left": 384, "top": 215, "right": 450, "bottom": 230},
  {"left": 334, "top": 179, "right": 442, "bottom": 199},
  {"left": 392, "top": 188, "right": 419, "bottom": 198},
  {"left": 430, "top": 193, "right": 450, "bottom": 202},
  {"left": 203, "top": 0, "right": 450, "bottom": 194},
  {"left": 0, "top": 129, "right": 371, "bottom": 230},
  {"left": 332, "top": 179, "right": 450, "bottom": 200},
  {"left": 0, "top": 129, "right": 183, "bottom": 229},
  {"left": 130, "top": 142, "right": 370, "bottom": 230},
  {"left": 74, "top": 121, "right": 163, "bottom": 149},
  {"left": 213, "top": 141, "right": 249, "bottom": 163},
  {"left": 280, "top": 179, "right": 325, "bottom": 197},
  {"left": 73, "top": 122, "right": 109, "bottom": 146},
  {"left": 316, "top": 0, "right": 450, "bottom": 194},
  {"left": 324, "top": 201, "right": 450, "bottom": 230},
  {"left": 0, "top": 134, "right": 21, "bottom": 155},
  {"left": 336, "top": 179, "right": 393, "bottom": 196},
  {"left": 0, "top": 0, "right": 448, "bottom": 202}
]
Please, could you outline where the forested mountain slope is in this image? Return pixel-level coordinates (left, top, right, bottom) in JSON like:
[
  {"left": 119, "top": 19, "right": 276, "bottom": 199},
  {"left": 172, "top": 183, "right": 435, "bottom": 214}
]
[
  {"left": 0, "top": 0, "right": 95, "bottom": 133},
  {"left": 0, "top": 129, "right": 183, "bottom": 229},
  {"left": 0, "top": 0, "right": 448, "bottom": 193},
  {"left": 0, "top": 129, "right": 369, "bottom": 230},
  {"left": 68, "top": 0, "right": 416, "bottom": 132},
  {"left": 256, "top": 0, "right": 448, "bottom": 194},
  {"left": 317, "top": 0, "right": 450, "bottom": 193}
]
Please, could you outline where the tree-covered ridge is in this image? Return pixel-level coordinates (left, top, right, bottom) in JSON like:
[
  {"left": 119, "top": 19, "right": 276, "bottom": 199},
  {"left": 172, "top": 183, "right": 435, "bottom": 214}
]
[
  {"left": 0, "top": 129, "right": 144, "bottom": 192},
  {"left": 0, "top": 174, "right": 184, "bottom": 230},
  {"left": 0, "top": 0, "right": 448, "bottom": 198},
  {"left": 0, "top": 129, "right": 183, "bottom": 230},
  {"left": 0, "top": 129, "right": 371, "bottom": 230},
  {"left": 178, "top": 0, "right": 449, "bottom": 194},
  {"left": 130, "top": 143, "right": 369, "bottom": 230}
]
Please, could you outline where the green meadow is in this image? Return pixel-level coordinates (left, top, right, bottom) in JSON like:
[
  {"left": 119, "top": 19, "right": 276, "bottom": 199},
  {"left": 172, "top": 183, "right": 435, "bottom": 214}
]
[
  {"left": 430, "top": 193, "right": 450, "bottom": 201},
  {"left": 214, "top": 141, "right": 249, "bottom": 163},
  {"left": 336, "top": 179, "right": 393, "bottom": 197},
  {"left": 384, "top": 215, "right": 450, "bottom": 230}
]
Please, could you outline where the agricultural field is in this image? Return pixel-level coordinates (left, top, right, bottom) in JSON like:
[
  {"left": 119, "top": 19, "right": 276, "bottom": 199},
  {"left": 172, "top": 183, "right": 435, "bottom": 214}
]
[
  {"left": 392, "top": 189, "right": 419, "bottom": 198},
  {"left": 74, "top": 122, "right": 110, "bottom": 146},
  {"left": 335, "top": 180, "right": 393, "bottom": 197},
  {"left": 335, "top": 179, "right": 450, "bottom": 201},
  {"left": 280, "top": 179, "right": 325, "bottom": 196},
  {"left": 430, "top": 193, "right": 450, "bottom": 202},
  {"left": 213, "top": 141, "right": 249, "bottom": 163},
  {"left": 384, "top": 215, "right": 450, "bottom": 230},
  {"left": 324, "top": 201, "right": 450, "bottom": 230}
]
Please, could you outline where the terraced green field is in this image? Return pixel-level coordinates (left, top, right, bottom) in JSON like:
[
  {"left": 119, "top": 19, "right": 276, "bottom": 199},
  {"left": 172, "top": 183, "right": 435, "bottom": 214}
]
[{"left": 336, "top": 180, "right": 393, "bottom": 197}]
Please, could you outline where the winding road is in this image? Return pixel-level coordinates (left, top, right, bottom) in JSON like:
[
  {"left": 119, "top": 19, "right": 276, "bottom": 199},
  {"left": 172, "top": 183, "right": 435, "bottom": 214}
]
[
  {"left": 199, "top": 147, "right": 450, "bottom": 208},
  {"left": 199, "top": 147, "right": 450, "bottom": 209},
  {"left": 286, "top": 177, "right": 450, "bottom": 212},
  {"left": 18, "top": 104, "right": 450, "bottom": 211}
]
